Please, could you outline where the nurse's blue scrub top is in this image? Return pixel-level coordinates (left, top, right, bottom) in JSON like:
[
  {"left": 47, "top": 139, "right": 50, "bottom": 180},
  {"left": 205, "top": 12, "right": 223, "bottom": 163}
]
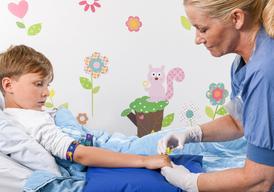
[{"left": 230, "top": 26, "right": 274, "bottom": 166}]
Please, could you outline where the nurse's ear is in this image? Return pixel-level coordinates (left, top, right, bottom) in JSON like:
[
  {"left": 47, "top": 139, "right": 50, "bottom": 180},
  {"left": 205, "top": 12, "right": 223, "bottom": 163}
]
[{"left": 230, "top": 8, "right": 245, "bottom": 30}]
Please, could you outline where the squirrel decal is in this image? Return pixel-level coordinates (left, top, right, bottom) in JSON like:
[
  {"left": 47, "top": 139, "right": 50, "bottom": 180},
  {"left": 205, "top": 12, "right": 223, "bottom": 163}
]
[{"left": 144, "top": 65, "right": 185, "bottom": 102}]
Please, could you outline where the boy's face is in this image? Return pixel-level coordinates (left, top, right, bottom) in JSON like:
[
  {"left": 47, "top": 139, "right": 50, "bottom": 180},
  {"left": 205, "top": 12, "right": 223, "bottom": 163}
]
[{"left": 3, "top": 73, "right": 50, "bottom": 111}]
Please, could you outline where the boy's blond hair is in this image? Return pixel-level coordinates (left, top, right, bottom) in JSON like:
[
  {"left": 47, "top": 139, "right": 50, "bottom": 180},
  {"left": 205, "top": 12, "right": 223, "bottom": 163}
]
[{"left": 0, "top": 45, "right": 53, "bottom": 93}]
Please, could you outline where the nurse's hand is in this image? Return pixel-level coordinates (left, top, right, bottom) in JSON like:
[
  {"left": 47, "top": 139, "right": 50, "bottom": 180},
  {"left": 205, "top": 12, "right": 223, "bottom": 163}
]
[
  {"left": 157, "top": 125, "right": 202, "bottom": 154},
  {"left": 161, "top": 162, "right": 200, "bottom": 192}
]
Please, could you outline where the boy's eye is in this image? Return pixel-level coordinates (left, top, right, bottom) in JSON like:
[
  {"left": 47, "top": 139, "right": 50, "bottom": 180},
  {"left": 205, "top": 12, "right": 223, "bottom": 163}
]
[{"left": 35, "top": 82, "right": 43, "bottom": 86}]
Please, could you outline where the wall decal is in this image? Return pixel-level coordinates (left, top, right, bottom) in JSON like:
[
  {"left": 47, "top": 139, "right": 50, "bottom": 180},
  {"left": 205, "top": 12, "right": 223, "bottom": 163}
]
[
  {"left": 8, "top": 0, "right": 42, "bottom": 36},
  {"left": 8, "top": 0, "right": 28, "bottom": 18},
  {"left": 180, "top": 102, "right": 200, "bottom": 127},
  {"left": 121, "top": 66, "right": 185, "bottom": 137},
  {"left": 180, "top": 16, "right": 191, "bottom": 30},
  {"left": 80, "top": 52, "right": 109, "bottom": 117},
  {"left": 79, "top": 0, "right": 101, "bottom": 13},
  {"left": 45, "top": 88, "right": 69, "bottom": 109},
  {"left": 205, "top": 82, "right": 228, "bottom": 120},
  {"left": 77, "top": 113, "right": 89, "bottom": 125},
  {"left": 125, "top": 16, "right": 142, "bottom": 32}
]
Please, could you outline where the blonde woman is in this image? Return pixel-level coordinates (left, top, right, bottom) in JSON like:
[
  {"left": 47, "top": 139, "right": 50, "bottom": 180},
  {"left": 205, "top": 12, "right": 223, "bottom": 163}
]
[{"left": 158, "top": 0, "right": 274, "bottom": 191}]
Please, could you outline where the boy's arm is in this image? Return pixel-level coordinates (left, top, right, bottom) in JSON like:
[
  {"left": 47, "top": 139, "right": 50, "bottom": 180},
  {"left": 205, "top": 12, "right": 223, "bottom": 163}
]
[{"left": 73, "top": 145, "right": 171, "bottom": 169}]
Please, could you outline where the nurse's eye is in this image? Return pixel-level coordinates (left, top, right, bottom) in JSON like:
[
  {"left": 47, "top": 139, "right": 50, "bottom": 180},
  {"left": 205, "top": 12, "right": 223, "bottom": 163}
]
[{"left": 200, "top": 28, "right": 208, "bottom": 33}]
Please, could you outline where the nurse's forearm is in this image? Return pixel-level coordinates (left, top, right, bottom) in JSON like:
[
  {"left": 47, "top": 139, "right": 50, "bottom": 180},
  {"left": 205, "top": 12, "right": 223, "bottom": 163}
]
[
  {"left": 197, "top": 159, "right": 274, "bottom": 192},
  {"left": 200, "top": 115, "right": 243, "bottom": 142}
]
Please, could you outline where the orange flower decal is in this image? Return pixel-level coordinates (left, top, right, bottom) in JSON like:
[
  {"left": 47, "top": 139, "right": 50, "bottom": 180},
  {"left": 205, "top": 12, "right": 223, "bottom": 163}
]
[
  {"left": 77, "top": 113, "right": 89, "bottom": 125},
  {"left": 126, "top": 16, "right": 142, "bottom": 32}
]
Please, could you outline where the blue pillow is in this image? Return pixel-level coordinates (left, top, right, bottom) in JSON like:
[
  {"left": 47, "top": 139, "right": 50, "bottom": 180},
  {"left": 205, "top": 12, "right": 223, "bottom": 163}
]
[{"left": 84, "top": 155, "right": 204, "bottom": 192}]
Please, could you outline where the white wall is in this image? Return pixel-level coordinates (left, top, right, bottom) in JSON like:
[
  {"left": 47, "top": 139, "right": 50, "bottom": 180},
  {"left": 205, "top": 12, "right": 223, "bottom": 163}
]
[{"left": 0, "top": 0, "right": 235, "bottom": 136}]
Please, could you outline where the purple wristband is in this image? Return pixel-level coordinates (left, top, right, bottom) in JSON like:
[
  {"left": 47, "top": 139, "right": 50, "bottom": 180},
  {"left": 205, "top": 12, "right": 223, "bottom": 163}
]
[{"left": 66, "top": 141, "right": 79, "bottom": 161}]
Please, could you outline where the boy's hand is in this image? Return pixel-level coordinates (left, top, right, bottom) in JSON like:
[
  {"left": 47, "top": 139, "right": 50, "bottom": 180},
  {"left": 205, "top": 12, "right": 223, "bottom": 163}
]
[{"left": 143, "top": 154, "right": 171, "bottom": 169}]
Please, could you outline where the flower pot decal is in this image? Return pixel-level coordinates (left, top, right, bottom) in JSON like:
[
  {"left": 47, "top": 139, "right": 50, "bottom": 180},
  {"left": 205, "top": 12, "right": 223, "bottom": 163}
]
[{"left": 121, "top": 96, "right": 170, "bottom": 137}]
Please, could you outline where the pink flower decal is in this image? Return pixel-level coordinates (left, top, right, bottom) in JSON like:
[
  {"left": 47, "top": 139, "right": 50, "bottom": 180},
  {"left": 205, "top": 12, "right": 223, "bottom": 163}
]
[
  {"left": 126, "top": 16, "right": 142, "bottom": 32},
  {"left": 205, "top": 83, "right": 228, "bottom": 120},
  {"left": 79, "top": 0, "right": 101, "bottom": 13},
  {"left": 8, "top": 0, "right": 28, "bottom": 18},
  {"left": 80, "top": 52, "right": 109, "bottom": 117}
]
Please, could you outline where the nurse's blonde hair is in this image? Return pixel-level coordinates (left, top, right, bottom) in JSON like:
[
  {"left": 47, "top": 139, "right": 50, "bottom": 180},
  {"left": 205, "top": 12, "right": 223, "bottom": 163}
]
[{"left": 183, "top": 0, "right": 274, "bottom": 38}]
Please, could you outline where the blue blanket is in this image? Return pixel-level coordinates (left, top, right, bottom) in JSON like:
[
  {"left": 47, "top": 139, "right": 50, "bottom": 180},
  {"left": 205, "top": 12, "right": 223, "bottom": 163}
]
[
  {"left": 84, "top": 155, "right": 203, "bottom": 192},
  {"left": 24, "top": 108, "right": 246, "bottom": 192}
]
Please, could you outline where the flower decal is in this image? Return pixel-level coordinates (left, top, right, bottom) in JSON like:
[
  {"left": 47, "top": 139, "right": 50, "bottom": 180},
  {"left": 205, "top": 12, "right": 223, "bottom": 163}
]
[
  {"left": 44, "top": 88, "right": 69, "bottom": 109},
  {"left": 80, "top": 52, "right": 109, "bottom": 117},
  {"left": 205, "top": 83, "right": 228, "bottom": 120},
  {"left": 180, "top": 102, "right": 200, "bottom": 127},
  {"left": 8, "top": 0, "right": 42, "bottom": 36},
  {"left": 77, "top": 113, "right": 89, "bottom": 125},
  {"left": 206, "top": 83, "right": 228, "bottom": 106},
  {"left": 126, "top": 16, "right": 142, "bottom": 32},
  {"left": 79, "top": 0, "right": 101, "bottom": 13},
  {"left": 84, "top": 52, "right": 109, "bottom": 78}
]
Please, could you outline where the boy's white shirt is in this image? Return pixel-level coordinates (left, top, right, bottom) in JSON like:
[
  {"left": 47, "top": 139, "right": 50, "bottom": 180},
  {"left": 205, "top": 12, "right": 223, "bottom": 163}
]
[
  {"left": 4, "top": 108, "right": 75, "bottom": 160},
  {"left": 0, "top": 110, "right": 61, "bottom": 176}
]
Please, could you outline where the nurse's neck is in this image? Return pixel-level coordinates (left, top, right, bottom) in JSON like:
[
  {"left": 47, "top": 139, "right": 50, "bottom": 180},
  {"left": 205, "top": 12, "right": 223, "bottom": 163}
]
[{"left": 236, "top": 24, "right": 260, "bottom": 64}]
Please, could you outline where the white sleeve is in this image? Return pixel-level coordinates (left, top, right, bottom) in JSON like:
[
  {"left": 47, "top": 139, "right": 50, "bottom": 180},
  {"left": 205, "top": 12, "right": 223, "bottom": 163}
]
[{"left": 32, "top": 113, "right": 75, "bottom": 160}]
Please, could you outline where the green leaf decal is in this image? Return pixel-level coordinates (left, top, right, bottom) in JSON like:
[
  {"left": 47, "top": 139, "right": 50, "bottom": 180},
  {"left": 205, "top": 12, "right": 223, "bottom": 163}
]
[
  {"left": 205, "top": 106, "right": 214, "bottom": 118},
  {"left": 16, "top": 21, "right": 25, "bottom": 29},
  {"left": 93, "top": 86, "right": 100, "bottom": 94},
  {"left": 45, "top": 102, "right": 54, "bottom": 108},
  {"left": 121, "top": 108, "right": 132, "bottom": 117},
  {"left": 27, "top": 23, "right": 42, "bottom": 36},
  {"left": 181, "top": 16, "right": 191, "bottom": 30},
  {"left": 162, "top": 113, "right": 174, "bottom": 127},
  {"left": 58, "top": 102, "right": 69, "bottom": 109},
  {"left": 80, "top": 76, "right": 92, "bottom": 89},
  {"left": 216, "top": 106, "right": 227, "bottom": 115}
]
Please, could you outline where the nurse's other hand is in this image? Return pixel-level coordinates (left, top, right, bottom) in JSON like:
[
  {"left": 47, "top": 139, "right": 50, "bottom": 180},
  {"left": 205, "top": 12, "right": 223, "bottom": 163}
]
[{"left": 161, "top": 162, "right": 200, "bottom": 192}]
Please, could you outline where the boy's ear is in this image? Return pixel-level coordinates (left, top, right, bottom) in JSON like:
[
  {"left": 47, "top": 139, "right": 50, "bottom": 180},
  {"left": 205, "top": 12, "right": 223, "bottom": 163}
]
[{"left": 2, "top": 77, "right": 14, "bottom": 94}]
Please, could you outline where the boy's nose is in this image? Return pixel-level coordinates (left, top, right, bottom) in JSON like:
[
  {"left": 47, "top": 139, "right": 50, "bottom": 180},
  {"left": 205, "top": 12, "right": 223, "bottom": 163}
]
[{"left": 42, "top": 88, "right": 50, "bottom": 97}]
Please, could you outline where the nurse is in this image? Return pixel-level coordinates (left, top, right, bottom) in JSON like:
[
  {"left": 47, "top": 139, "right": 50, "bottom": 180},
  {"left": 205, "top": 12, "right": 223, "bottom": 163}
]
[{"left": 158, "top": 0, "right": 274, "bottom": 191}]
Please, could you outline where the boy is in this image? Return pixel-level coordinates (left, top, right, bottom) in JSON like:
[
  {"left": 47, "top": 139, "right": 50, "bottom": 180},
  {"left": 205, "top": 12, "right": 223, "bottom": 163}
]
[{"left": 0, "top": 45, "right": 171, "bottom": 174}]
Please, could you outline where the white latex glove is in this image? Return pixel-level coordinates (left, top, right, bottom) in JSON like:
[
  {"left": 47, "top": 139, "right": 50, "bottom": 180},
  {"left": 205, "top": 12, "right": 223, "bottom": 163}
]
[
  {"left": 157, "top": 125, "right": 202, "bottom": 154},
  {"left": 161, "top": 162, "right": 200, "bottom": 192}
]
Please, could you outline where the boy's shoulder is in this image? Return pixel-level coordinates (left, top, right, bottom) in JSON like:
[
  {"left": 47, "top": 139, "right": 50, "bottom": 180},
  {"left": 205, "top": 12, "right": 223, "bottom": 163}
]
[{"left": 4, "top": 108, "right": 54, "bottom": 126}]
